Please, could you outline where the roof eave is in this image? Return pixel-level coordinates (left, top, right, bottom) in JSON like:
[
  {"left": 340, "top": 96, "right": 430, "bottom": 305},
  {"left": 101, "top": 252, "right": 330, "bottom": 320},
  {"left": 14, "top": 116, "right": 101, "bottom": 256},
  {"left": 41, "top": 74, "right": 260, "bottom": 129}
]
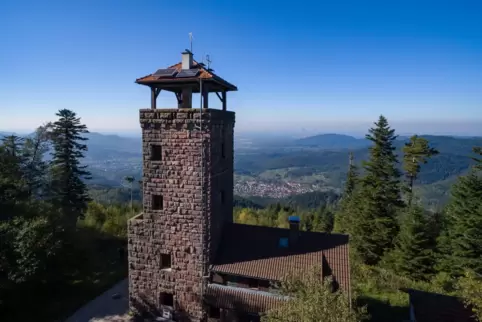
[{"left": 135, "top": 78, "right": 237, "bottom": 92}]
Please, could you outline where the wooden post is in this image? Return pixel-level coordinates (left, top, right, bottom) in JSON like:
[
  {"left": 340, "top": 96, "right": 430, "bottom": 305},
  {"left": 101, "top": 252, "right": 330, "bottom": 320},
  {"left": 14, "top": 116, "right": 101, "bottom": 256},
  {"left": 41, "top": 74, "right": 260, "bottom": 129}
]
[
  {"left": 222, "top": 91, "right": 227, "bottom": 111},
  {"left": 151, "top": 87, "right": 156, "bottom": 109},
  {"left": 202, "top": 85, "right": 209, "bottom": 109}
]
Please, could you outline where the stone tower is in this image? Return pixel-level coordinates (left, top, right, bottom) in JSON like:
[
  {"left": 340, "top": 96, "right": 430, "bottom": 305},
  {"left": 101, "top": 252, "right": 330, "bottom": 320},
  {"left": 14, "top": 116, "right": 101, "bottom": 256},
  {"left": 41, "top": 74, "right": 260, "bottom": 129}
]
[{"left": 128, "top": 50, "right": 237, "bottom": 321}]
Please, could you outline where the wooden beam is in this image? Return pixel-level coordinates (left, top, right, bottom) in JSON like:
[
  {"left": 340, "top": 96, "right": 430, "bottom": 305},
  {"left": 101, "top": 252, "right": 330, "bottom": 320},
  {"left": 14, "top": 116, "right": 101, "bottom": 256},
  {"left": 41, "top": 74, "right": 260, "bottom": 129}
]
[
  {"left": 222, "top": 91, "right": 227, "bottom": 111},
  {"left": 175, "top": 92, "right": 182, "bottom": 109},
  {"left": 155, "top": 88, "right": 162, "bottom": 99},
  {"left": 175, "top": 92, "right": 182, "bottom": 103},
  {"left": 215, "top": 92, "right": 223, "bottom": 102},
  {"left": 150, "top": 87, "right": 156, "bottom": 109}
]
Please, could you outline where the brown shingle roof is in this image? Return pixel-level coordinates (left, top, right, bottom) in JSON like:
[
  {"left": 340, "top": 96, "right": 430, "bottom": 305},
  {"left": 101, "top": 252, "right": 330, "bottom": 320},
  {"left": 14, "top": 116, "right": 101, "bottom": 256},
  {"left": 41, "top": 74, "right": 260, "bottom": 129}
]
[
  {"left": 135, "top": 60, "right": 237, "bottom": 91},
  {"left": 403, "top": 289, "right": 477, "bottom": 322},
  {"left": 211, "top": 223, "right": 350, "bottom": 293},
  {"left": 205, "top": 283, "right": 287, "bottom": 313}
]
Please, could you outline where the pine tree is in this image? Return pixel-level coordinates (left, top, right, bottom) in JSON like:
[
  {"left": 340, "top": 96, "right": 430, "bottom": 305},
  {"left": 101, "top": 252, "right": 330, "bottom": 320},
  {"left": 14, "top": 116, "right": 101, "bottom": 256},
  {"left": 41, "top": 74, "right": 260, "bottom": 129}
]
[
  {"left": 388, "top": 204, "right": 434, "bottom": 280},
  {"left": 437, "top": 170, "right": 482, "bottom": 276},
  {"left": 351, "top": 115, "right": 403, "bottom": 265},
  {"left": 312, "top": 205, "right": 334, "bottom": 232},
  {"left": 49, "top": 109, "right": 91, "bottom": 229},
  {"left": 22, "top": 124, "right": 51, "bottom": 199},
  {"left": 333, "top": 153, "right": 359, "bottom": 233},
  {"left": 473, "top": 146, "right": 482, "bottom": 170},
  {"left": 0, "top": 136, "right": 29, "bottom": 219},
  {"left": 345, "top": 152, "right": 358, "bottom": 196},
  {"left": 402, "top": 135, "right": 439, "bottom": 205}
]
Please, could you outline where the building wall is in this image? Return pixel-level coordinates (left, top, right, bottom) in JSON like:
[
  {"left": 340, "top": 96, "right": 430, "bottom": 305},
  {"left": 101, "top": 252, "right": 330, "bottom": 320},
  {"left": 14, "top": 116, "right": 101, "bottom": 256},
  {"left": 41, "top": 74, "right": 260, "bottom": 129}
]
[{"left": 128, "top": 108, "right": 235, "bottom": 321}]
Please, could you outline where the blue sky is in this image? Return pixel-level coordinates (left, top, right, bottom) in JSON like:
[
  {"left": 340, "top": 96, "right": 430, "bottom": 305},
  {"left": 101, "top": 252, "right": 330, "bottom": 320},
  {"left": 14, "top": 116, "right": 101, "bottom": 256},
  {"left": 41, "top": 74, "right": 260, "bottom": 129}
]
[{"left": 1, "top": 0, "right": 481, "bottom": 136}]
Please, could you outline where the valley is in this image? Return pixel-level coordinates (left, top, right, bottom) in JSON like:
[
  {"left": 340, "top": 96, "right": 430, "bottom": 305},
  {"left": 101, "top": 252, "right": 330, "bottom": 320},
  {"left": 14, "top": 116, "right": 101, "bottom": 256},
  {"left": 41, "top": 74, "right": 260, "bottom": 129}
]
[{"left": 68, "top": 131, "right": 482, "bottom": 207}]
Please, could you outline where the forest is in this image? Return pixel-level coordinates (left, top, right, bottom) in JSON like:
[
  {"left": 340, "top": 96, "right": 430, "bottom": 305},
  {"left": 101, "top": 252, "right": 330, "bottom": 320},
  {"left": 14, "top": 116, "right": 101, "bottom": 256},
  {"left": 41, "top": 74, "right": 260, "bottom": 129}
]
[{"left": 1, "top": 110, "right": 481, "bottom": 322}]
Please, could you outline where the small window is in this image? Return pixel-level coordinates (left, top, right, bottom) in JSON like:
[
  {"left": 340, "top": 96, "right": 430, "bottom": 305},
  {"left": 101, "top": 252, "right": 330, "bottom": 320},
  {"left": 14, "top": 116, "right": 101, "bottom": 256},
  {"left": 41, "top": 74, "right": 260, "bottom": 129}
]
[
  {"left": 160, "top": 292, "right": 173, "bottom": 307},
  {"left": 151, "top": 145, "right": 162, "bottom": 161},
  {"left": 161, "top": 253, "right": 171, "bottom": 269},
  {"left": 209, "top": 306, "right": 221, "bottom": 318},
  {"left": 152, "top": 195, "right": 163, "bottom": 210},
  {"left": 221, "top": 142, "right": 226, "bottom": 159},
  {"left": 220, "top": 190, "right": 225, "bottom": 205}
]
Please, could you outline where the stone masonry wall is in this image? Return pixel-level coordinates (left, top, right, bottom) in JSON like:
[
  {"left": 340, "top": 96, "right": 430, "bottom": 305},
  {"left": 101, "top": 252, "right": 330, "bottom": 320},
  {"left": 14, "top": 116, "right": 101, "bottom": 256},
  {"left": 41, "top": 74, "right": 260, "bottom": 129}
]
[{"left": 128, "top": 108, "right": 235, "bottom": 322}]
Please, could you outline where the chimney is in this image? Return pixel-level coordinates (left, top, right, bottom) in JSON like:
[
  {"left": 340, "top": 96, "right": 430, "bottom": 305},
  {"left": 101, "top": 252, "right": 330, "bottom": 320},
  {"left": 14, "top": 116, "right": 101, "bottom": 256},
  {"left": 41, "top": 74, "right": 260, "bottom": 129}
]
[
  {"left": 288, "top": 216, "right": 300, "bottom": 244},
  {"left": 181, "top": 50, "right": 193, "bottom": 70}
]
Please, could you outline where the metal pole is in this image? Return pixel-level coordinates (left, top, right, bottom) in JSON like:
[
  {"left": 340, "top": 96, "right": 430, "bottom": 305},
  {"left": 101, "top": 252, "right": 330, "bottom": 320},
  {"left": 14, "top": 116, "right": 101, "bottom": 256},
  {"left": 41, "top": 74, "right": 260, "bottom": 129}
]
[{"left": 199, "top": 78, "right": 205, "bottom": 316}]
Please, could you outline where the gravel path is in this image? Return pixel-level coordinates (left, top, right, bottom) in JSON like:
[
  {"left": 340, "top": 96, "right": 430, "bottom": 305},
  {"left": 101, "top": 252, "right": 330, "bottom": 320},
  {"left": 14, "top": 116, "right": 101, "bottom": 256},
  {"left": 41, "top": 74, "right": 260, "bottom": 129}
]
[{"left": 65, "top": 279, "right": 133, "bottom": 322}]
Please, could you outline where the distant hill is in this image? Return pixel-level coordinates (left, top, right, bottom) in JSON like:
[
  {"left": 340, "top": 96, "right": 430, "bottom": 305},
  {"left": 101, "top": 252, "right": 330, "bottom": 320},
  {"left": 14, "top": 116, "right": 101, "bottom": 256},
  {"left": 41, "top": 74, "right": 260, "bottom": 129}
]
[
  {"left": 0, "top": 131, "right": 17, "bottom": 138},
  {"left": 294, "top": 133, "right": 482, "bottom": 153},
  {"left": 3, "top": 130, "right": 481, "bottom": 207},
  {"left": 83, "top": 132, "right": 141, "bottom": 160},
  {"left": 235, "top": 135, "right": 482, "bottom": 185},
  {"left": 295, "top": 133, "right": 371, "bottom": 150}
]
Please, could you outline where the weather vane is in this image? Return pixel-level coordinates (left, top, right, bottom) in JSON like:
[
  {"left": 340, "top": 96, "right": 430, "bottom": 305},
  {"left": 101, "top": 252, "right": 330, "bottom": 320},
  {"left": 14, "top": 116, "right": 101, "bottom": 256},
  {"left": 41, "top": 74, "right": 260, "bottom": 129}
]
[{"left": 188, "top": 32, "right": 193, "bottom": 53}]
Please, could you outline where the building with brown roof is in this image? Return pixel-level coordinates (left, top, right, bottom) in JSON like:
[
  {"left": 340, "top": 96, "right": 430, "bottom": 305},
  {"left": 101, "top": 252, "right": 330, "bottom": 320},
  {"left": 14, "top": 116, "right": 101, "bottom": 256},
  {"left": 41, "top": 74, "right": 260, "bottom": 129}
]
[
  {"left": 127, "top": 49, "right": 351, "bottom": 322},
  {"left": 402, "top": 289, "right": 477, "bottom": 322}
]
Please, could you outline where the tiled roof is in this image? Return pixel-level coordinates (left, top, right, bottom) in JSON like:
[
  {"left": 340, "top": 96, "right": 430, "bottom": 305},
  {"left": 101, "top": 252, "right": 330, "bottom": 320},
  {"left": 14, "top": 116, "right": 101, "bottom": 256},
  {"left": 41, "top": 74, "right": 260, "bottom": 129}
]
[
  {"left": 135, "top": 60, "right": 237, "bottom": 91},
  {"left": 205, "top": 284, "right": 287, "bottom": 313},
  {"left": 403, "top": 289, "right": 476, "bottom": 322},
  {"left": 211, "top": 223, "right": 350, "bottom": 293}
]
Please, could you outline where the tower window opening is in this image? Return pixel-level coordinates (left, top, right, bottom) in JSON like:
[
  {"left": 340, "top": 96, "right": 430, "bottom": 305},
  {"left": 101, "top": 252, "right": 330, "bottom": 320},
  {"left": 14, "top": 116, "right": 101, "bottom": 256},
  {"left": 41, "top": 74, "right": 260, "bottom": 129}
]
[
  {"left": 151, "top": 144, "right": 162, "bottom": 161},
  {"left": 152, "top": 195, "right": 163, "bottom": 210},
  {"left": 160, "top": 292, "right": 173, "bottom": 307},
  {"left": 161, "top": 253, "right": 171, "bottom": 269}
]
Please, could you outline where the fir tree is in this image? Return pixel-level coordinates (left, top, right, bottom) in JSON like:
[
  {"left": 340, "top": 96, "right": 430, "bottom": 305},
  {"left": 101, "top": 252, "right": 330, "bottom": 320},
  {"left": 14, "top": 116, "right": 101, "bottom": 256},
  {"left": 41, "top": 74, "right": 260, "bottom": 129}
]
[
  {"left": 473, "top": 146, "right": 482, "bottom": 170},
  {"left": 351, "top": 115, "right": 403, "bottom": 265},
  {"left": 0, "top": 136, "right": 29, "bottom": 218},
  {"left": 387, "top": 204, "right": 434, "bottom": 281},
  {"left": 22, "top": 124, "right": 51, "bottom": 199},
  {"left": 312, "top": 204, "right": 334, "bottom": 232},
  {"left": 402, "top": 135, "right": 439, "bottom": 205},
  {"left": 437, "top": 170, "right": 482, "bottom": 276},
  {"left": 333, "top": 153, "right": 359, "bottom": 233},
  {"left": 345, "top": 152, "right": 358, "bottom": 196},
  {"left": 49, "top": 109, "right": 91, "bottom": 229}
]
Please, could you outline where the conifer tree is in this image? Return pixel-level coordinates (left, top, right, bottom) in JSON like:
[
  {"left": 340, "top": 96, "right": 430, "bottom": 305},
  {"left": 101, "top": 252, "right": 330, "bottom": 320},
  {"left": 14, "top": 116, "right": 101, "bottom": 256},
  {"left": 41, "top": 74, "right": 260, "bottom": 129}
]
[
  {"left": 0, "top": 136, "right": 29, "bottom": 218},
  {"left": 22, "top": 124, "right": 51, "bottom": 199},
  {"left": 387, "top": 204, "right": 434, "bottom": 280},
  {"left": 437, "top": 170, "right": 482, "bottom": 276},
  {"left": 351, "top": 115, "right": 403, "bottom": 265},
  {"left": 402, "top": 135, "right": 439, "bottom": 205},
  {"left": 312, "top": 205, "right": 334, "bottom": 232},
  {"left": 333, "top": 152, "right": 359, "bottom": 233},
  {"left": 345, "top": 152, "right": 358, "bottom": 196},
  {"left": 49, "top": 109, "right": 91, "bottom": 229},
  {"left": 473, "top": 146, "right": 482, "bottom": 170}
]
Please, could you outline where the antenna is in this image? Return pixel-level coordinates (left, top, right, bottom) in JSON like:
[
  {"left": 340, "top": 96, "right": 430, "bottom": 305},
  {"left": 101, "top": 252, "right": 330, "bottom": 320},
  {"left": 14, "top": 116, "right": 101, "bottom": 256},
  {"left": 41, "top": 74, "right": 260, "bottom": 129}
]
[
  {"left": 189, "top": 32, "right": 193, "bottom": 53},
  {"left": 206, "top": 54, "right": 212, "bottom": 70}
]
